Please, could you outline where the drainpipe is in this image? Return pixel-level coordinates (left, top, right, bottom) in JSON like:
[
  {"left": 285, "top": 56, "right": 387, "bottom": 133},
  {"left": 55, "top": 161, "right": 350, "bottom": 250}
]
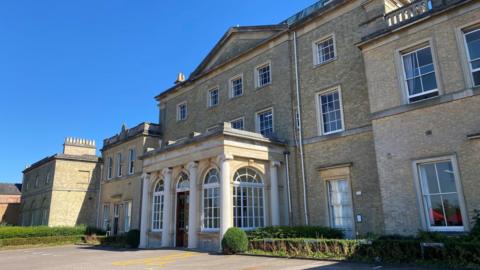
[
  {"left": 96, "top": 163, "right": 103, "bottom": 228},
  {"left": 293, "top": 31, "right": 309, "bottom": 225},
  {"left": 284, "top": 151, "right": 292, "bottom": 224}
]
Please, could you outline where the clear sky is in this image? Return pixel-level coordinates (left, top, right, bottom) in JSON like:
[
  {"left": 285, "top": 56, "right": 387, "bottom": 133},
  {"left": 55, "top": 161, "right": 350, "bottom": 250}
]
[{"left": 0, "top": 0, "right": 316, "bottom": 183}]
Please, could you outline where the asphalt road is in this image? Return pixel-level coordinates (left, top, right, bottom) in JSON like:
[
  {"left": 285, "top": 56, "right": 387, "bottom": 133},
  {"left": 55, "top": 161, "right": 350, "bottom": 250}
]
[{"left": 0, "top": 245, "right": 447, "bottom": 270}]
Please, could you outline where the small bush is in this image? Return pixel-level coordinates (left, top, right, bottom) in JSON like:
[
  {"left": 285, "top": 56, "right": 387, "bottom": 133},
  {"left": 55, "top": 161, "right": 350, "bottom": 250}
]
[
  {"left": 247, "top": 226, "right": 343, "bottom": 240},
  {"left": 126, "top": 229, "right": 140, "bottom": 248},
  {"left": 222, "top": 227, "right": 248, "bottom": 254}
]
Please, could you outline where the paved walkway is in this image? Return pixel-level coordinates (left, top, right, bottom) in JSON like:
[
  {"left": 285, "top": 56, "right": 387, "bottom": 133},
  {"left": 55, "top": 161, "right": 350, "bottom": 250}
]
[{"left": 0, "top": 245, "right": 447, "bottom": 270}]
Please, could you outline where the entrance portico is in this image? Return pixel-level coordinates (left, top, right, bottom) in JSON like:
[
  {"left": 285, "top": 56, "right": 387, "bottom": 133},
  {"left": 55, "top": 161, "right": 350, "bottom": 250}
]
[{"left": 138, "top": 123, "right": 287, "bottom": 250}]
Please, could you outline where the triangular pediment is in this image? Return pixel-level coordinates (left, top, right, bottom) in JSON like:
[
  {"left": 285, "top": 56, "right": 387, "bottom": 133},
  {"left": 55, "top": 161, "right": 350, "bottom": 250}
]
[{"left": 190, "top": 25, "right": 287, "bottom": 78}]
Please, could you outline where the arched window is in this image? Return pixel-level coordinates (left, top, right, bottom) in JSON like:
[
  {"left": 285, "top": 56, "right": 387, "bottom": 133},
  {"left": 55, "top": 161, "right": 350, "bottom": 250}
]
[
  {"left": 176, "top": 172, "right": 190, "bottom": 192},
  {"left": 233, "top": 167, "right": 264, "bottom": 229},
  {"left": 152, "top": 180, "right": 164, "bottom": 231},
  {"left": 203, "top": 169, "right": 220, "bottom": 230}
]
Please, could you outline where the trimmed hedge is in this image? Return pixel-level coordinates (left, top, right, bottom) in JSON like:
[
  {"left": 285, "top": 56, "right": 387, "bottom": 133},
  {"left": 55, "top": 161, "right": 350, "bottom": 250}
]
[
  {"left": 222, "top": 227, "right": 249, "bottom": 254},
  {"left": 0, "top": 225, "right": 105, "bottom": 239},
  {"left": 126, "top": 229, "right": 140, "bottom": 248},
  {"left": 246, "top": 226, "right": 343, "bottom": 240},
  {"left": 0, "top": 235, "right": 84, "bottom": 247},
  {"left": 248, "top": 238, "right": 480, "bottom": 268},
  {"left": 249, "top": 239, "right": 359, "bottom": 259}
]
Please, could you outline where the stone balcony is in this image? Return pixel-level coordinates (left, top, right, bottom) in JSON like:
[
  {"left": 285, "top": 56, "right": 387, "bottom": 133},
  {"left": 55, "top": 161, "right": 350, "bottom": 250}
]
[{"left": 360, "top": 0, "right": 470, "bottom": 43}]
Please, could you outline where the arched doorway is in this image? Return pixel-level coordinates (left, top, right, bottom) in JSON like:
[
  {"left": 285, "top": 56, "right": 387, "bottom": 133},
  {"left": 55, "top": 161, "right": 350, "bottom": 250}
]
[{"left": 175, "top": 172, "right": 190, "bottom": 247}]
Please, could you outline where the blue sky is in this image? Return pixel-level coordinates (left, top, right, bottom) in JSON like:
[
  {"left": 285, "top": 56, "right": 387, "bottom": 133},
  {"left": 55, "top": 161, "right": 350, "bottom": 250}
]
[{"left": 0, "top": 0, "right": 315, "bottom": 183}]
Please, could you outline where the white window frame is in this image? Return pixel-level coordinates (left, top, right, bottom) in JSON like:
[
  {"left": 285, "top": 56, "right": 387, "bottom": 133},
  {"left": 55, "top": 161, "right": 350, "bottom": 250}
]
[
  {"left": 128, "top": 148, "right": 136, "bottom": 175},
  {"left": 255, "top": 107, "right": 274, "bottom": 137},
  {"left": 463, "top": 27, "right": 480, "bottom": 87},
  {"left": 123, "top": 201, "right": 132, "bottom": 232},
  {"left": 176, "top": 101, "right": 188, "bottom": 121},
  {"left": 116, "top": 153, "right": 122, "bottom": 177},
  {"left": 232, "top": 167, "right": 265, "bottom": 230},
  {"left": 313, "top": 34, "right": 337, "bottom": 66},
  {"left": 412, "top": 155, "right": 468, "bottom": 232},
  {"left": 230, "top": 116, "right": 245, "bottom": 130},
  {"left": 325, "top": 178, "right": 355, "bottom": 238},
  {"left": 152, "top": 180, "right": 165, "bottom": 232},
  {"left": 229, "top": 74, "right": 244, "bottom": 98},
  {"left": 399, "top": 43, "right": 440, "bottom": 103},
  {"left": 315, "top": 86, "right": 345, "bottom": 136},
  {"left": 102, "top": 204, "right": 110, "bottom": 231},
  {"left": 107, "top": 157, "right": 113, "bottom": 180},
  {"left": 202, "top": 168, "right": 220, "bottom": 232},
  {"left": 255, "top": 61, "right": 272, "bottom": 88},
  {"left": 207, "top": 87, "right": 219, "bottom": 108},
  {"left": 34, "top": 175, "right": 39, "bottom": 188}
]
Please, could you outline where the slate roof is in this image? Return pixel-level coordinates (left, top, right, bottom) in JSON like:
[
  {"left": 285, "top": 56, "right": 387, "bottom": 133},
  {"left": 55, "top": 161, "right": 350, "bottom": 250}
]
[{"left": 0, "top": 183, "right": 22, "bottom": 195}]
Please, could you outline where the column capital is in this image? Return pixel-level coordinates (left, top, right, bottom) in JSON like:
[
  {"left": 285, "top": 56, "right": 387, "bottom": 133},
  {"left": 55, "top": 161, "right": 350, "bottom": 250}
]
[
  {"left": 270, "top": 161, "right": 281, "bottom": 168},
  {"left": 217, "top": 153, "right": 234, "bottom": 163},
  {"left": 186, "top": 161, "right": 199, "bottom": 171},
  {"left": 161, "top": 168, "right": 172, "bottom": 177},
  {"left": 141, "top": 172, "right": 150, "bottom": 180}
]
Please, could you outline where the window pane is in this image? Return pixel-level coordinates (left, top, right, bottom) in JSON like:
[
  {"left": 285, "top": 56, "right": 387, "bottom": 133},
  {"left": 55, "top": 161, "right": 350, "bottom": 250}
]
[
  {"left": 426, "top": 194, "right": 445, "bottom": 226},
  {"left": 420, "top": 163, "right": 439, "bottom": 194},
  {"left": 466, "top": 30, "right": 480, "bottom": 60},
  {"left": 473, "top": 70, "right": 480, "bottom": 86},
  {"left": 421, "top": 73, "right": 437, "bottom": 91},
  {"left": 436, "top": 162, "right": 457, "bottom": 193},
  {"left": 443, "top": 194, "right": 463, "bottom": 226}
]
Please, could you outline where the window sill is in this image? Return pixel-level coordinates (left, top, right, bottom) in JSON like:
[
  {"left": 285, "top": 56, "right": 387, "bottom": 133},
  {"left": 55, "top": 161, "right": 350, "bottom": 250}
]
[
  {"left": 200, "top": 230, "right": 220, "bottom": 235},
  {"left": 255, "top": 83, "right": 271, "bottom": 90},
  {"left": 313, "top": 58, "right": 337, "bottom": 69},
  {"left": 207, "top": 104, "right": 219, "bottom": 110},
  {"left": 229, "top": 94, "right": 244, "bottom": 101}
]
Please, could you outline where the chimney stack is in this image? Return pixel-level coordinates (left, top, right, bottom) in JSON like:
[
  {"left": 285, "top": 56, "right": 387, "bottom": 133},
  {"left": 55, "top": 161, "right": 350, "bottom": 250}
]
[{"left": 175, "top": 72, "right": 186, "bottom": 84}]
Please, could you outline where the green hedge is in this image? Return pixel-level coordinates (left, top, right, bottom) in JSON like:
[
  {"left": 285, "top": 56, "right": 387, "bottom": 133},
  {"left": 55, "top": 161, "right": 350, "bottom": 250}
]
[
  {"left": 0, "top": 235, "right": 84, "bottom": 247},
  {"left": 249, "top": 238, "right": 359, "bottom": 259},
  {"left": 0, "top": 225, "right": 105, "bottom": 239},
  {"left": 246, "top": 226, "right": 343, "bottom": 240},
  {"left": 248, "top": 238, "right": 480, "bottom": 268}
]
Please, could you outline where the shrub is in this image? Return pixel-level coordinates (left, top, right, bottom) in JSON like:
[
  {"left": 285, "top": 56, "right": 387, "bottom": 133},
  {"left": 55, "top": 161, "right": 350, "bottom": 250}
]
[
  {"left": 222, "top": 227, "right": 248, "bottom": 254},
  {"left": 0, "top": 235, "right": 83, "bottom": 247},
  {"left": 246, "top": 226, "right": 343, "bottom": 240},
  {"left": 249, "top": 239, "right": 360, "bottom": 259},
  {"left": 471, "top": 209, "right": 480, "bottom": 239},
  {"left": 0, "top": 225, "right": 88, "bottom": 239},
  {"left": 126, "top": 229, "right": 140, "bottom": 248}
]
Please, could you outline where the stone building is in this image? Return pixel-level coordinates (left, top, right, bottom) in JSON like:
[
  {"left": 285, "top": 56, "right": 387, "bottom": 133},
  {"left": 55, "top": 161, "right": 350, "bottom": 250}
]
[
  {"left": 133, "top": 0, "right": 479, "bottom": 251},
  {"left": 17, "top": 0, "right": 480, "bottom": 253},
  {"left": 0, "top": 183, "right": 22, "bottom": 225},
  {"left": 20, "top": 138, "right": 101, "bottom": 227},
  {"left": 358, "top": 0, "right": 480, "bottom": 234},
  {"left": 99, "top": 123, "right": 160, "bottom": 235}
]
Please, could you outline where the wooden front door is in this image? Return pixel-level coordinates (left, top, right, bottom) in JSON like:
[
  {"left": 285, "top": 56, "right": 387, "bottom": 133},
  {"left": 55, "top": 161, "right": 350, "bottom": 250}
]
[{"left": 176, "top": 191, "right": 189, "bottom": 247}]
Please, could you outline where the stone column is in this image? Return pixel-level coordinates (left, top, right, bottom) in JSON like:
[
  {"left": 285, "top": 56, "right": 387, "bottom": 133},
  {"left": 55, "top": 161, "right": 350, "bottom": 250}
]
[
  {"left": 270, "top": 161, "right": 281, "bottom": 226},
  {"left": 218, "top": 154, "right": 233, "bottom": 250},
  {"left": 161, "top": 168, "right": 173, "bottom": 247},
  {"left": 139, "top": 172, "right": 150, "bottom": 248},
  {"left": 187, "top": 161, "right": 199, "bottom": 249}
]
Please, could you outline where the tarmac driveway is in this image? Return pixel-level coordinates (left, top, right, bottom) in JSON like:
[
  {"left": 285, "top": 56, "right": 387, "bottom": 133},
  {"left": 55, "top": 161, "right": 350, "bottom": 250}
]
[{"left": 0, "top": 245, "right": 448, "bottom": 270}]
